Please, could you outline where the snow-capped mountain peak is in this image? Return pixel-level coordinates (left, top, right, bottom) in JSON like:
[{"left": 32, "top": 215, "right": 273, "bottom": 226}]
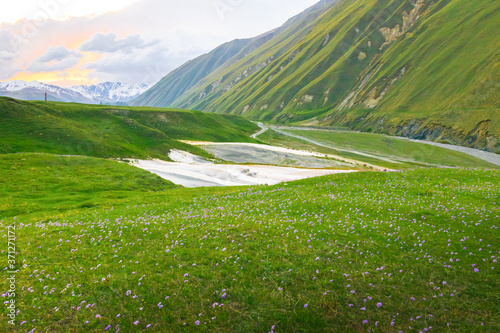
[
  {"left": 70, "top": 82, "right": 153, "bottom": 104},
  {"left": 0, "top": 80, "right": 54, "bottom": 92},
  {"left": 0, "top": 80, "right": 153, "bottom": 105}
]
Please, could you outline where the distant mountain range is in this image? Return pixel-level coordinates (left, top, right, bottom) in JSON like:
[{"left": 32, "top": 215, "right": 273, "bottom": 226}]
[
  {"left": 133, "top": 0, "right": 500, "bottom": 152},
  {"left": 0, "top": 80, "right": 153, "bottom": 105},
  {"left": 71, "top": 82, "right": 153, "bottom": 104}
]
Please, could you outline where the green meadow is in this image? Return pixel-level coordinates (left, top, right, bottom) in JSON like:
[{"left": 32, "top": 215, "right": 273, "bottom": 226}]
[
  {"left": 2, "top": 162, "right": 499, "bottom": 332},
  {"left": 1, "top": 0, "right": 499, "bottom": 331},
  {"left": 1, "top": 96, "right": 499, "bottom": 332}
]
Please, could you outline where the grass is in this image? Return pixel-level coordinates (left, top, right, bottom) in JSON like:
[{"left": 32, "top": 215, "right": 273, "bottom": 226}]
[
  {"left": 0, "top": 97, "right": 259, "bottom": 160},
  {"left": 139, "top": 0, "right": 499, "bottom": 151},
  {"left": 0, "top": 153, "right": 245, "bottom": 222},
  {"left": 119, "top": 110, "right": 259, "bottom": 143},
  {"left": 354, "top": 0, "right": 500, "bottom": 115},
  {"left": 258, "top": 128, "right": 498, "bottom": 170},
  {"left": 259, "top": 129, "right": 402, "bottom": 169},
  {"left": 282, "top": 128, "right": 499, "bottom": 169},
  {"left": 0, "top": 153, "right": 175, "bottom": 219},
  {"left": 3, "top": 165, "right": 499, "bottom": 332}
]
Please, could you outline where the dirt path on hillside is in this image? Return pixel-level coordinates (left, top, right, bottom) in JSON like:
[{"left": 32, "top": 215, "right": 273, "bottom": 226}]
[{"left": 251, "top": 122, "right": 268, "bottom": 138}]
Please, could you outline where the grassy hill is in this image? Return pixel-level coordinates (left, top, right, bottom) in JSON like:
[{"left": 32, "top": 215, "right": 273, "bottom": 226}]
[
  {"left": 133, "top": 0, "right": 499, "bottom": 152},
  {"left": 0, "top": 153, "right": 176, "bottom": 218},
  {"left": 5, "top": 164, "right": 499, "bottom": 332},
  {"left": 0, "top": 153, "right": 245, "bottom": 221},
  {"left": 0, "top": 97, "right": 259, "bottom": 159},
  {"left": 114, "top": 109, "right": 259, "bottom": 143}
]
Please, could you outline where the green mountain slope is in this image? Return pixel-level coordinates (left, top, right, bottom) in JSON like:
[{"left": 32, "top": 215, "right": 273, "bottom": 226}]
[
  {"left": 135, "top": 0, "right": 499, "bottom": 152},
  {"left": 131, "top": 38, "right": 257, "bottom": 108},
  {"left": 0, "top": 97, "right": 258, "bottom": 159},
  {"left": 319, "top": 0, "right": 500, "bottom": 152},
  {"left": 133, "top": 0, "right": 340, "bottom": 109}
]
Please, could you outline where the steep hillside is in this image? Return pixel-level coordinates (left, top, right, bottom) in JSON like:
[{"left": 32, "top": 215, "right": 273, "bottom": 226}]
[
  {"left": 0, "top": 97, "right": 258, "bottom": 159},
  {"left": 133, "top": 0, "right": 340, "bottom": 108},
  {"left": 131, "top": 39, "right": 257, "bottom": 107},
  {"left": 135, "top": 0, "right": 499, "bottom": 152},
  {"left": 318, "top": 0, "right": 500, "bottom": 152}
]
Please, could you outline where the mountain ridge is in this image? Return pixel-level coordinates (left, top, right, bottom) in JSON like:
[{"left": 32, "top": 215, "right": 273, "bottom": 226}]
[
  {"left": 0, "top": 80, "right": 93, "bottom": 104},
  {"left": 132, "top": 0, "right": 340, "bottom": 108},
  {"left": 0, "top": 80, "right": 152, "bottom": 105},
  {"left": 71, "top": 81, "right": 153, "bottom": 104},
  {"left": 133, "top": 0, "right": 500, "bottom": 152}
]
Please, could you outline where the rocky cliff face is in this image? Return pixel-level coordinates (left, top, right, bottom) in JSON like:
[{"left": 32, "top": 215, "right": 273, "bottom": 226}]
[{"left": 379, "top": 0, "right": 425, "bottom": 49}]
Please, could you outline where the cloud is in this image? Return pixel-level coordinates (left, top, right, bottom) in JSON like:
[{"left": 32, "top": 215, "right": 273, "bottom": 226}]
[
  {"left": 0, "top": 0, "right": 142, "bottom": 25},
  {"left": 0, "top": 51, "right": 16, "bottom": 61},
  {"left": 0, "top": 31, "right": 20, "bottom": 53},
  {"left": 84, "top": 46, "right": 175, "bottom": 83},
  {"left": 38, "top": 45, "right": 82, "bottom": 62},
  {"left": 0, "top": 31, "right": 22, "bottom": 79},
  {"left": 0, "top": 57, "right": 21, "bottom": 79},
  {"left": 80, "top": 32, "right": 160, "bottom": 54},
  {"left": 80, "top": 32, "right": 189, "bottom": 83},
  {"left": 27, "top": 46, "right": 83, "bottom": 73},
  {"left": 1, "top": 0, "right": 320, "bottom": 83}
]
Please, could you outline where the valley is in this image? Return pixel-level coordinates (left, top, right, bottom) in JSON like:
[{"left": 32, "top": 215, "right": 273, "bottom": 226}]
[
  {"left": 0, "top": 0, "right": 499, "bottom": 332},
  {"left": 1, "top": 97, "right": 499, "bottom": 333},
  {"left": 258, "top": 123, "right": 500, "bottom": 167},
  {"left": 135, "top": 0, "right": 500, "bottom": 153}
]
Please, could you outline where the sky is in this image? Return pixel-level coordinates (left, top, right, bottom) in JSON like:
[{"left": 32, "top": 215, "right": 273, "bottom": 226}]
[{"left": 0, "top": 0, "right": 318, "bottom": 87}]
